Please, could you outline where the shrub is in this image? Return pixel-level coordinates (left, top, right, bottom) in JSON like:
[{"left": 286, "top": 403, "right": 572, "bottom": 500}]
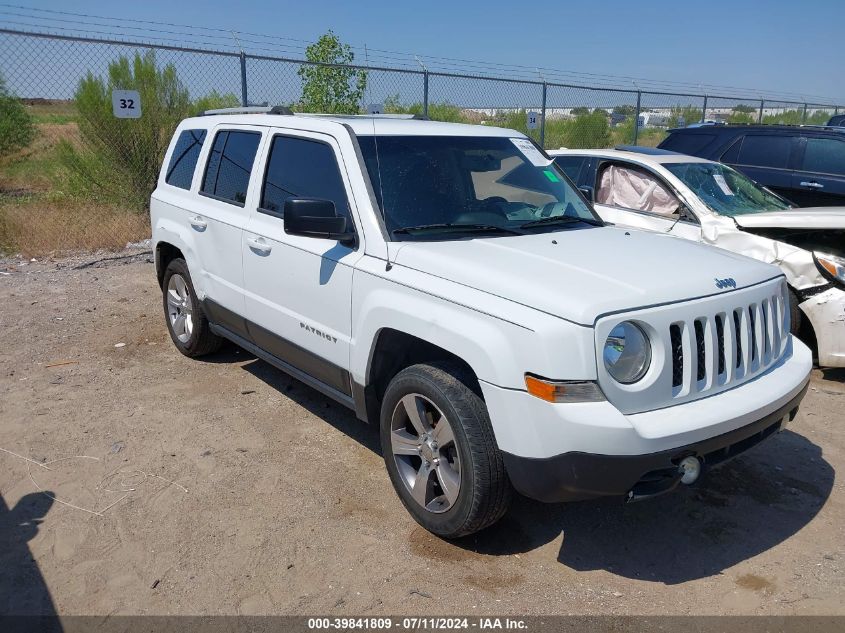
[
  {"left": 190, "top": 90, "right": 240, "bottom": 116},
  {"left": 0, "top": 74, "right": 36, "bottom": 155},
  {"left": 383, "top": 95, "right": 469, "bottom": 122},
  {"left": 58, "top": 51, "right": 192, "bottom": 210},
  {"left": 564, "top": 112, "right": 612, "bottom": 148}
]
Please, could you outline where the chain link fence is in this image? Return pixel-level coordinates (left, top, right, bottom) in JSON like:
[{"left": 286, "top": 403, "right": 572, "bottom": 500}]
[{"left": 0, "top": 28, "right": 842, "bottom": 256}]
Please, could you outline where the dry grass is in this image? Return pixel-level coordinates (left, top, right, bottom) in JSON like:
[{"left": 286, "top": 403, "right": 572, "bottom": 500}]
[
  {"left": 0, "top": 198, "right": 149, "bottom": 257},
  {"left": 0, "top": 112, "right": 149, "bottom": 257}
]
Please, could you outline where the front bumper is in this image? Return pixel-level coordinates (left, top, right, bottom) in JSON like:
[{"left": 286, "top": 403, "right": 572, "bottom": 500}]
[
  {"left": 799, "top": 287, "right": 845, "bottom": 368},
  {"left": 503, "top": 380, "right": 808, "bottom": 503}
]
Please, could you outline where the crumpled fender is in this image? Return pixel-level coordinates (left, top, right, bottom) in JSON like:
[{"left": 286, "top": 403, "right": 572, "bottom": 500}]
[{"left": 700, "top": 221, "right": 826, "bottom": 290}]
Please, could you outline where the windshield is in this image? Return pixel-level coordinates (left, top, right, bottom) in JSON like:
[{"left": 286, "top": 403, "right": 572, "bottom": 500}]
[
  {"left": 357, "top": 135, "right": 600, "bottom": 240},
  {"left": 664, "top": 162, "right": 793, "bottom": 217}
]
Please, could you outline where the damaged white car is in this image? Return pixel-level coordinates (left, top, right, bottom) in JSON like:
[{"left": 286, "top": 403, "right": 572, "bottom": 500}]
[{"left": 550, "top": 147, "right": 845, "bottom": 367}]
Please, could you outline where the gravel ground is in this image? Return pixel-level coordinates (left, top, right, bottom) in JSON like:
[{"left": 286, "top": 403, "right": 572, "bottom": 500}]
[{"left": 0, "top": 252, "right": 843, "bottom": 616}]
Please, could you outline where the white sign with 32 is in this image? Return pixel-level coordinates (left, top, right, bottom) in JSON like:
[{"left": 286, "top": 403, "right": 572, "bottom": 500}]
[{"left": 112, "top": 90, "right": 141, "bottom": 119}]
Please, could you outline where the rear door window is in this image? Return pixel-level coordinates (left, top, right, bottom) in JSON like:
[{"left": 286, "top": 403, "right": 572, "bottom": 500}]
[
  {"left": 801, "top": 138, "right": 845, "bottom": 176},
  {"left": 165, "top": 129, "right": 206, "bottom": 189},
  {"left": 201, "top": 130, "right": 262, "bottom": 205},
  {"left": 735, "top": 135, "right": 792, "bottom": 169}
]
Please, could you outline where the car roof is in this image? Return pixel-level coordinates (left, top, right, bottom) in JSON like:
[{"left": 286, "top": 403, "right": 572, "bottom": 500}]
[
  {"left": 548, "top": 147, "right": 714, "bottom": 165},
  {"left": 667, "top": 123, "right": 845, "bottom": 135},
  {"left": 177, "top": 112, "right": 523, "bottom": 138}
]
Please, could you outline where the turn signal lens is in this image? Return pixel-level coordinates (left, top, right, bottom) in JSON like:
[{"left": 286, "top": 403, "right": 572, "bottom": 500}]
[
  {"left": 524, "top": 375, "right": 605, "bottom": 403},
  {"left": 814, "top": 251, "right": 845, "bottom": 285}
]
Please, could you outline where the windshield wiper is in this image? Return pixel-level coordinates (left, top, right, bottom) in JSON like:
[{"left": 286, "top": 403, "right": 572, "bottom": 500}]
[
  {"left": 392, "top": 223, "right": 522, "bottom": 235},
  {"left": 519, "top": 215, "right": 599, "bottom": 229}
]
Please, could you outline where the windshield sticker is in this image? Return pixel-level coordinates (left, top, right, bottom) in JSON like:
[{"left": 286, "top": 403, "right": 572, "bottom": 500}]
[
  {"left": 510, "top": 137, "right": 551, "bottom": 166},
  {"left": 713, "top": 174, "right": 735, "bottom": 196},
  {"left": 543, "top": 169, "right": 560, "bottom": 183}
]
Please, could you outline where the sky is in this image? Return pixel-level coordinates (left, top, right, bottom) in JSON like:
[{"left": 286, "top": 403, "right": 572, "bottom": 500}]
[{"left": 3, "top": 0, "right": 843, "bottom": 103}]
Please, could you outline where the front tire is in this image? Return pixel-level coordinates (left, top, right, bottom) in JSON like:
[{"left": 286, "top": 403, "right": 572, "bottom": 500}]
[
  {"left": 380, "top": 362, "right": 511, "bottom": 538},
  {"left": 161, "top": 258, "right": 222, "bottom": 357}
]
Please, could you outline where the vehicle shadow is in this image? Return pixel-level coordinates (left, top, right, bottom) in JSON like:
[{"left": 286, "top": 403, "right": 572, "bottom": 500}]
[
  {"left": 820, "top": 367, "right": 845, "bottom": 383},
  {"left": 216, "top": 354, "right": 835, "bottom": 585},
  {"left": 239, "top": 357, "right": 382, "bottom": 454},
  {"left": 0, "top": 492, "right": 62, "bottom": 628},
  {"left": 456, "top": 429, "right": 834, "bottom": 584}
]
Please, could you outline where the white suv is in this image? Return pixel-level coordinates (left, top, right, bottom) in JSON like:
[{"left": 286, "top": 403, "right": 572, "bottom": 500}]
[{"left": 151, "top": 109, "right": 812, "bottom": 538}]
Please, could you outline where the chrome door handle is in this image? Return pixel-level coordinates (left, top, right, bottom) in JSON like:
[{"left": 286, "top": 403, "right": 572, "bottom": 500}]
[
  {"left": 189, "top": 215, "right": 208, "bottom": 230},
  {"left": 799, "top": 181, "right": 824, "bottom": 189},
  {"left": 246, "top": 236, "right": 272, "bottom": 255}
]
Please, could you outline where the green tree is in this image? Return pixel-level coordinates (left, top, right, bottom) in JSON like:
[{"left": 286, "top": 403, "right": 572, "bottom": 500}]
[
  {"left": 0, "top": 73, "right": 36, "bottom": 155},
  {"left": 612, "top": 104, "right": 636, "bottom": 116},
  {"left": 571, "top": 106, "right": 590, "bottom": 116},
  {"left": 298, "top": 31, "right": 367, "bottom": 114},
  {"left": 58, "top": 51, "right": 191, "bottom": 209}
]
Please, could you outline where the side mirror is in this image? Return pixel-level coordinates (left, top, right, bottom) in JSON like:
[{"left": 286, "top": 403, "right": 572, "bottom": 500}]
[
  {"left": 284, "top": 198, "right": 356, "bottom": 244},
  {"left": 578, "top": 186, "right": 595, "bottom": 202}
]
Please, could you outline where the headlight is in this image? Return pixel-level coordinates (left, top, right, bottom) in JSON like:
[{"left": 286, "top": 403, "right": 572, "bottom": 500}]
[
  {"left": 814, "top": 251, "right": 845, "bottom": 286},
  {"left": 603, "top": 321, "right": 651, "bottom": 384}
]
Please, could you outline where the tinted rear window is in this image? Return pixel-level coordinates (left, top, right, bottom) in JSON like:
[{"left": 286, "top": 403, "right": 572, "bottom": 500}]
[
  {"left": 165, "top": 129, "right": 206, "bottom": 189},
  {"left": 802, "top": 138, "right": 845, "bottom": 175},
  {"left": 735, "top": 135, "right": 792, "bottom": 169},
  {"left": 201, "top": 130, "right": 262, "bottom": 205},
  {"left": 659, "top": 132, "right": 716, "bottom": 156}
]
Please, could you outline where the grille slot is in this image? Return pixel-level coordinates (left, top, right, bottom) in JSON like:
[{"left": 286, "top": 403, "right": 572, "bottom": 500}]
[
  {"left": 715, "top": 314, "right": 726, "bottom": 376},
  {"left": 748, "top": 305, "right": 757, "bottom": 363},
  {"left": 670, "top": 324, "right": 683, "bottom": 388},
  {"left": 694, "top": 319, "right": 706, "bottom": 382},
  {"left": 733, "top": 309, "right": 743, "bottom": 369}
]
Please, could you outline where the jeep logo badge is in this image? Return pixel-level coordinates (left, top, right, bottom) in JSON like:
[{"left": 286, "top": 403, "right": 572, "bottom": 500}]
[{"left": 714, "top": 277, "right": 737, "bottom": 289}]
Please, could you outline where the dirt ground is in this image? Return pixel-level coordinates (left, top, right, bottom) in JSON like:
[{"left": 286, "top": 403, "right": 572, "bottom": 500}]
[{"left": 0, "top": 251, "right": 843, "bottom": 617}]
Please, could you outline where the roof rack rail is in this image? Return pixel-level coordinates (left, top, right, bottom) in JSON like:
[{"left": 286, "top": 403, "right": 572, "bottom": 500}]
[
  {"left": 202, "top": 105, "right": 294, "bottom": 116},
  {"left": 296, "top": 112, "right": 429, "bottom": 120}
]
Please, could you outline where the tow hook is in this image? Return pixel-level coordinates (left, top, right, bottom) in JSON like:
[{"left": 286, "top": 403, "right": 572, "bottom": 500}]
[{"left": 678, "top": 456, "right": 702, "bottom": 485}]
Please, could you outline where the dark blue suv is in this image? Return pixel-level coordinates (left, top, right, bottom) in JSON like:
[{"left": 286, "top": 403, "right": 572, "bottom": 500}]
[{"left": 658, "top": 125, "right": 845, "bottom": 207}]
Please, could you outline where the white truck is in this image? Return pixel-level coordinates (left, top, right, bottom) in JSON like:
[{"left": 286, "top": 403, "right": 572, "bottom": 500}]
[{"left": 151, "top": 109, "right": 812, "bottom": 538}]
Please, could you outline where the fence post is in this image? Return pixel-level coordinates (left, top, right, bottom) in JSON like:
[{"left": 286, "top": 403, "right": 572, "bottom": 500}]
[
  {"left": 802, "top": 103, "right": 808, "bottom": 123},
  {"left": 633, "top": 91, "right": 641, "bottom": 145},
  {"left": 758, "top": 100, "right": 764, "bottom": 124},
  {"left": 239, "top": 51, "right": 248, "bottom": 107},
  {"left": 701, "top": 95, "right": 708, "bottom": 123},
  {"left": 423, "top": 70, "right": 429, "bottom": 118},
  {"left": 540, "top": 82, "right": 547, "bottom": 148}
]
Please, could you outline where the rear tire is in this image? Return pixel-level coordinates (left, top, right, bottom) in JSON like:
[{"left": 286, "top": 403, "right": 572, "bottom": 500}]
[
  {"left": 380, "top": 361, "right": 511, "bottom": 538},
  {"left": 161, "top": 258, "right": 222, "bottom": 357}
]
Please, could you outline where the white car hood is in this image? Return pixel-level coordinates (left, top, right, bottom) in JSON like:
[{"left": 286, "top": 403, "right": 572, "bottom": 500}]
[
  {"left": 392, "top": 226, "right": 781, "bottom": 325},
  {"left": 733, "top": 208, "right": 845, "bottom": 230}
]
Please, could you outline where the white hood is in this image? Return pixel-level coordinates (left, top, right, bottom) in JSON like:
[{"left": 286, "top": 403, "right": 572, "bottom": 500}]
[
  {"left": 392, "top": 226, "right": 782, "bottom": 325},
  {"left": 733, "top": 208, "right": 845, "bottom": 230}
]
